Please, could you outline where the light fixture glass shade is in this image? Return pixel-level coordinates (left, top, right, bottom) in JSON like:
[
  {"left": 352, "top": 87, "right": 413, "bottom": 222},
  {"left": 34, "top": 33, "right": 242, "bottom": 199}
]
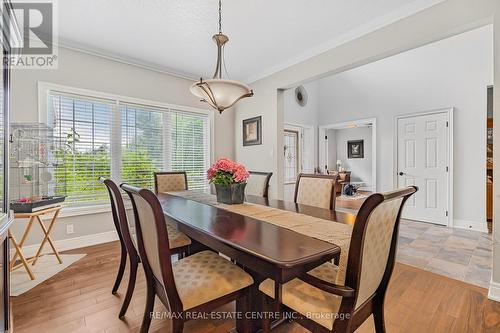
[{"left": 190, "top": 79, "right": 253, "bottom": 113}]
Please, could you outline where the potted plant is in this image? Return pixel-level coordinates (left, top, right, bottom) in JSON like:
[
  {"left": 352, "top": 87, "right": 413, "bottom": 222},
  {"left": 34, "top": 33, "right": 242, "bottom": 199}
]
[{"left": 207, "top": 158, "right": 249, "bottom": 204}]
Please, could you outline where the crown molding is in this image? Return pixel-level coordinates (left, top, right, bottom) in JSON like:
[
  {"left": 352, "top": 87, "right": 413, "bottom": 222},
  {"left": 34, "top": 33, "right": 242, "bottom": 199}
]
[
  {"left": 243, "top": 0, "right": 446, "bottom": 84},
  {"left": 55, "top": 39, "right": 199, "bottom": 81}
]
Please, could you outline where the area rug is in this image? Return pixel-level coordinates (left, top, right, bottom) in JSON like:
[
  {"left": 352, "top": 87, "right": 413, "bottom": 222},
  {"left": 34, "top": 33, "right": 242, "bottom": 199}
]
[{"left": 10, "top": 254, "right": 86, "bottom": 296}]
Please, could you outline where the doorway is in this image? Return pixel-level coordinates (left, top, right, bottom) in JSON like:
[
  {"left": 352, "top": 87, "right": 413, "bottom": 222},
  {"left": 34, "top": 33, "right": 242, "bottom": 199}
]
[
  {"left": 394, "top": 108, "right": 453, "bottom": 226},
  {"left": 283, "top": 123, "right": 314, "bottom": 200},
  {"left": 319, "top": 118, "right": 377, "bottom": 193}
]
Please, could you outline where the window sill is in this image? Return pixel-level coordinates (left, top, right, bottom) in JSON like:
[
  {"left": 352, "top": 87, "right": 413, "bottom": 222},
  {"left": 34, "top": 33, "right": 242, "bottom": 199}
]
[{"left": 59, "top": 203, "right": 132, "bottom": 218}]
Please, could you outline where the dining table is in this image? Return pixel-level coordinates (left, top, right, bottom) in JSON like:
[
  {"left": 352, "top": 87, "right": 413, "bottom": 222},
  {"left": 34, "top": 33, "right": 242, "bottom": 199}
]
[{"left": 157, "top": 191, "right": 358, "bottom": 332}]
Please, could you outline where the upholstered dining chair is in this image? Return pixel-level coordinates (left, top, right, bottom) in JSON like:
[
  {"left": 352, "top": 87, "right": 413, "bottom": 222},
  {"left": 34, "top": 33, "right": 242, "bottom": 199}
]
[
  {"left": 260, "top": 186, "right": 417, "bottom": 333},
  {"left": 154, "top": 171, "right": 188, "bottom": 194},
  {"left": 100, "top": 177, "right": 192, "bottom": 318},
  {"left": 246, "top": 171, "right": 273, "bottom": 198},
  {"left": 294, "top": 173, "right": 339, "bottom": 210},
  {"left": 121, "top": 184, "right": 254, "bottom": 333}
]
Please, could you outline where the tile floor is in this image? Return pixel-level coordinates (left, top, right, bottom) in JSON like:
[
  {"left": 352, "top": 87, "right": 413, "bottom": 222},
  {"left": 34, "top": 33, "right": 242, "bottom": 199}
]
[{"left": 396, "top": 219, "right": 493, "bottom": 288}]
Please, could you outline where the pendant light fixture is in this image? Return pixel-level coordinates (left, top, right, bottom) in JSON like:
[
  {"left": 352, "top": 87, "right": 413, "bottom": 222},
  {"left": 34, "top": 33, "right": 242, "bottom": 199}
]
[{"left": 190, "top": 0, "right": 254, "bottom": 113}]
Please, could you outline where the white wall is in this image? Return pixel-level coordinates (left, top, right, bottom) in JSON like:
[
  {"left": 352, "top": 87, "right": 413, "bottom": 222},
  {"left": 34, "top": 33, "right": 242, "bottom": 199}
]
[
  {"left": 232, "top": 0, "right": 500, "bottom": 299},
  {"left": 331, "top": 127, "right": 373, "bottom": 188},
  {"left": 317, "top": 25, "right": 493, "bottom": 229},
  {"left": 282, "top": 81, "right": 320, "bottom": 200},
  {"left": 327, "top": 129, "right": 337, "bottom": 169},
  {"left": 10, "top": 46, "right": 235, "bottom": 246},
  {"left": 283, "top": 81, "right": 320, "bottom": 151}
]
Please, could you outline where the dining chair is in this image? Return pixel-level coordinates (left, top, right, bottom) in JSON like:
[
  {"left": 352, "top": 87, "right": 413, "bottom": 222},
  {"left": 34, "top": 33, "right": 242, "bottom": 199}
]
[
  {"left": 246, "top": 171, "right": 273, "bottom": 198},
  {"left": 121, "top": 184, "right": 254, "bottom": 333},
  {"left": 294, "top": 173, "right": 339, "bottom": 210},
  {"left": 260, "top": 186, "right": 418, "bottom": 333},
  {"left": 100, "top": 177, "right": 192, "bottom": 318},
  {"left": 154, "top": 171, "right": 188, "bottom": 194}
]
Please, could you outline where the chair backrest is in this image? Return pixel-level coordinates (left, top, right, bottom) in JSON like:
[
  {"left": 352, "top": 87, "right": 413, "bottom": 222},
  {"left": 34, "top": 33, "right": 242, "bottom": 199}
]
[
  {"left": 154, "top": 171, "right": 188, "bottom": 194},
  {"left": 99, "top": 177, "right": 138, "bottom": 259},
  {"left": 246, "top": 171, "right": 273, "bottom": 198},
  {"left": 343, "top": 186, "right": 417, "bottom": 310},
  {"left": 294, "top": 173, "right": 338, "bottom": 210},
  {"left": 121, "top": 184, "right": 183, "bottom": 311}
]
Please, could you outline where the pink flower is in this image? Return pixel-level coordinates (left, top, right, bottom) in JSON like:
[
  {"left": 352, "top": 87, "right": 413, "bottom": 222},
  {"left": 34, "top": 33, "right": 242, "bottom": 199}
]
[
  {"left": 207, "top": 166, "right": 217, "bottom": 180},
  {"left": 233, "top": 163, "right": 250, "bottom": 183},
  {"left": 215, "top": 158, "right": 235, "bottom": 172},
  {"left": 207, "top": 158, "right": 249, "bottom": 183}
]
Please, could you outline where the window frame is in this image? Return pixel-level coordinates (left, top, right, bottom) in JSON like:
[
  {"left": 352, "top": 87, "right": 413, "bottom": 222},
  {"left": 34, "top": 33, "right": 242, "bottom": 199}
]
[{"left": 38, "top": 81, "right": 214, "bottom": 214}]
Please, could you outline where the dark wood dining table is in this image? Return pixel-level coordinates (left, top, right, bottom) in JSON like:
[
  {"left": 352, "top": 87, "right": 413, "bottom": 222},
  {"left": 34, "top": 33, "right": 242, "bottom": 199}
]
[{"left": 157, "top": 192, "right": 357, "bottom": 332}]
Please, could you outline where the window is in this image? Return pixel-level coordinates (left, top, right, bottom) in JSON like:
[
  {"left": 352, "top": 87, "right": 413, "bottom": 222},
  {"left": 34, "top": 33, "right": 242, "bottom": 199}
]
[
  {"left": 50, "top": 93, "right": 113, "bottom": 204},
  {"left": 45, "top": 85, "right": 212, "bottom": 206},
  {"left": 170, "top": 110, "right": 210, "bottom": 190},
  {"left": 121, "top": 104, "right": 165, "bottom": 189},
  {"left": 284, "top": 129, "right": 299, "bottom": 183}
]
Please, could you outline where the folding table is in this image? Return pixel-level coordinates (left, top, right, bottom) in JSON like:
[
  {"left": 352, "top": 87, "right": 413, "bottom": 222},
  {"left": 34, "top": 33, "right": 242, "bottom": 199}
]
[{"left": 9, "top": 205, "right": 63, "bottom": 280}]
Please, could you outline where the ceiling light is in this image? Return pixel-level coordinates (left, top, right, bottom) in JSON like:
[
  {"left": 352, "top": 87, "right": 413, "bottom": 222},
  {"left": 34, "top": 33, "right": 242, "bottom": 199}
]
[{"left": 190, "top": 0, "right": 254, "bottom": 113}]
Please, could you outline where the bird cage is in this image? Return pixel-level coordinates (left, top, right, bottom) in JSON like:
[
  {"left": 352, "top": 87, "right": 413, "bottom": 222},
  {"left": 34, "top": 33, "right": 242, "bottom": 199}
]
[{"left": 9, "top": 123, "right": 66, "bottom": 212}]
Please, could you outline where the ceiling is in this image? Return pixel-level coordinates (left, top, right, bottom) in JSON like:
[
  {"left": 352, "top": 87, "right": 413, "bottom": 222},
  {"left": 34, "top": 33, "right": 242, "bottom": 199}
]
[{"left": 48, "top": 0, "right": 443, "bottom": 83}]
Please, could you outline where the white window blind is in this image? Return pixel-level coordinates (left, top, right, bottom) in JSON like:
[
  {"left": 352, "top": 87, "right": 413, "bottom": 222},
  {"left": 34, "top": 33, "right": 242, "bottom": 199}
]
[
  {"left": 120, "top": 104, "right": 166, "bottom": 189},
  {"left": 45, "top": 86, "right": 212, "bottom": 207},
  {"left": 49, "top": 92, "right": 113, "bottom": 205},
  {"left": 170, "top": 110, "right": 210, "bottom": 190}
]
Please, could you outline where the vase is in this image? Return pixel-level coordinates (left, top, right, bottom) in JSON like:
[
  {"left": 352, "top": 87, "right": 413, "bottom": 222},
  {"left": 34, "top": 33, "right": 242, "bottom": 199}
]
[{"left": 214, "top": 183, "right": 246, "bottom": 204}]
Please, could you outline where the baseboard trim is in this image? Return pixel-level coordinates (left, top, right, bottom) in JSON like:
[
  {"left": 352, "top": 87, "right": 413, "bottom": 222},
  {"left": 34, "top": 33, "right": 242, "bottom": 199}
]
[
  {"left": 488, "top": 280, "right": 500, "bottom": 302},
  {"left": 453, "top": 219, "right": 488, "bottom": 233},
  {"left": 10, "top": 230, "right": 118, "bottom": 259}
]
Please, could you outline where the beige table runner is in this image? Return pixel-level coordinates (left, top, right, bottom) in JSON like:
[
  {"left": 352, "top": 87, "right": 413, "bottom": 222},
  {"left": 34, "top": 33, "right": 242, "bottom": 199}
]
[{"left": 167, "top": 190, "right": 353, "bottom": 284}]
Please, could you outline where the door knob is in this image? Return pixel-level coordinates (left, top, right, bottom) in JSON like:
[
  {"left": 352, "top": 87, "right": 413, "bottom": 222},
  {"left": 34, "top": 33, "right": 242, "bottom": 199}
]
[{"left": 398, "top": 172, "right": 405, "bottom": 176}]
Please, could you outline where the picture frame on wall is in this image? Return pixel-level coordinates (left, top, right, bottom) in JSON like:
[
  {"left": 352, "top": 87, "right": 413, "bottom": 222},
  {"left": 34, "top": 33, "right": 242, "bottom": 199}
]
[
  {"left": 242, "top": 116, "right": 262, "bottom": 146},
  {"left": 348, "top": 140, "right": 364, "bottom": 158}
]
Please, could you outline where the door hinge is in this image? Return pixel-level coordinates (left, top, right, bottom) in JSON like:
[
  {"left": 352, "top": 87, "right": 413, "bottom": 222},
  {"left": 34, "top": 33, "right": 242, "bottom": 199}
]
[
  {"left": 446, "top": 166, "right": 449, "bottom": 172},
  {"left": 445, "top": 211, "right": 448, "bottom": 217},
  {"left": 446, "top": 121, "right": 449, "bottom": 127},
  {"left": 325, "top": 165, "right": 328, "bottom": 169},
  {"left": 325, "top": 135, "right": 328, "bottom": 140}
]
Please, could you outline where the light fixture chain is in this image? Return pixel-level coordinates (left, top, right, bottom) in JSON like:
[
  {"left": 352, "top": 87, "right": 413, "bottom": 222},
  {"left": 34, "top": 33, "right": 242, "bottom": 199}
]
[{"left": 218, "top": 0, "right": 222, "bottom": 34}]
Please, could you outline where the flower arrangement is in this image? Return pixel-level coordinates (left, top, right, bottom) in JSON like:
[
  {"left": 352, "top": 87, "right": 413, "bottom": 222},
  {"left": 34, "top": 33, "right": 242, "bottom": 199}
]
[
  {"left": 207, "top": 158, "right": 250, "bottom": 185},
  {"left": 207, "top": 158, "right": 249, "bottom": 204}
]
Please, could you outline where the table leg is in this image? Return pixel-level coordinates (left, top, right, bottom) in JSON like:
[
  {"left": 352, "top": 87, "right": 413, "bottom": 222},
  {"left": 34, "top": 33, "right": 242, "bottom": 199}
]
[
  {"left": 32, "top": 209, "right": 62, "bottom": 266},
  {"left": 236, "top": 271, "right": 264, "bottom": 333},
  {"left": 8, "top": 230, "right": 35, "bottom": 280},
  {"left": 10, "top": 216, "right": 35, "bottom": 268}
]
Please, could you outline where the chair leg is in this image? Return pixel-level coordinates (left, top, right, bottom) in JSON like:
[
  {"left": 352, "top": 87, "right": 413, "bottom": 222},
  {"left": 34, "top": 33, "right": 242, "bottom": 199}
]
[
  {"left": 373, "top": 297, "right": 386, "bottom": 333},
  {"left": 171, "top": 318, "right": 184, "bottom": 333},
  {"left": 112, "top": 248, "right": 127, "bottom": 294},
  {"left": 119, "top": 258, "right": 138, "bottom": 318},
  {"left": 112, "top": 247, "right": 127, "bottom": 294},
  {"left": 262, "top": 294, "right": 271, "bottom": 333},
  {"left": 333, "top": 253, "right": 340, "bottom": 265},
  {"left": 140, "top": 278, "right": 155, "bottom": 333},
  {"left": 240, "top": 292, "right": 251, "bottom": 333}
]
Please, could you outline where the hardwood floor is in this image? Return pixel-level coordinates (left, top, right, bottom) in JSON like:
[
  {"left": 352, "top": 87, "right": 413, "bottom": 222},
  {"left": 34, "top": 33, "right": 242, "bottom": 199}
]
[{"left": 11, "top": 241, "right": 500, "bottom": 333}]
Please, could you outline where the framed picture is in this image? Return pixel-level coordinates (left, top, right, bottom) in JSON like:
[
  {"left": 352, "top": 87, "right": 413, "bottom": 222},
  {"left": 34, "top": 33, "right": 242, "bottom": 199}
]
[
  {"left": 242, "top": 116, "right": 262, "bottom": 146},
  {"left": 348, "top": 140, "right": 364, "bottom": 158}
]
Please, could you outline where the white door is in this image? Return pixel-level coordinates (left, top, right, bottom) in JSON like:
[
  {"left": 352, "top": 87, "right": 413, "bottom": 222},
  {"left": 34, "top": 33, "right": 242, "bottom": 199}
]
[{"left": 397, "top": 112, "right": 449, "bottom": 225}]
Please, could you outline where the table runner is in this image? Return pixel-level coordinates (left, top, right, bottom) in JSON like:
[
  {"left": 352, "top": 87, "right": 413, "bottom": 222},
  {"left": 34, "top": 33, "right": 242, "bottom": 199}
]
[{"left": 166, "top": 190, "right": 353, "bottom": 285}]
